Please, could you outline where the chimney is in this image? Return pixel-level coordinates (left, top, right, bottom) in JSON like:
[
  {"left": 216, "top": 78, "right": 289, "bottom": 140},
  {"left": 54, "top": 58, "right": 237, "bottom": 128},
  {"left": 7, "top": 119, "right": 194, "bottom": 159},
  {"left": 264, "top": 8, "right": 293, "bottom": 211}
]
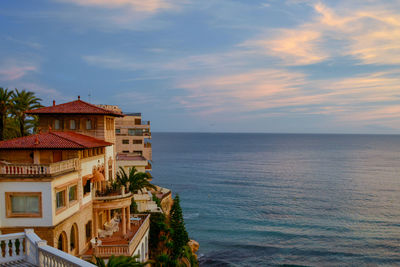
[
  {"left": 48, "top": 125, "right": 52, "bottom": 132},
  {"left": 34, "top": 136, "right": 39, "bottom": 145},
  {"left": 78, "top": 95, "right": 80, "bottom": 100},
  {"left": 53, "top": 100, "right": 56, "bottom": 106}
]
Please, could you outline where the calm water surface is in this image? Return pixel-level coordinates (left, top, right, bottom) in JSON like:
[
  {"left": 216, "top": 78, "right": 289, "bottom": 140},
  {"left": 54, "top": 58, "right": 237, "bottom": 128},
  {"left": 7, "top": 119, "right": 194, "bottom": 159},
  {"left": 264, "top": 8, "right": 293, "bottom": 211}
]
[{"left": 151, "top": 133, "right": 400, "bottom": 266}]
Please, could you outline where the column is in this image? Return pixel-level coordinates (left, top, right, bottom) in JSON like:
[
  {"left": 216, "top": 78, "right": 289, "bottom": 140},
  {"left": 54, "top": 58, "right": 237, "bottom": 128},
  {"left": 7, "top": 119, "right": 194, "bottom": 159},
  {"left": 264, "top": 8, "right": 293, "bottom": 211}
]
[
  {"left": 94, "top": 210, "right": 98, "bottom": 237},
  {"left": 127, "top": 207, "right": 131, "bottom": 231},
  {"left": 122, "top": 207, "right": 126, "bottom": 236},
  {"left": 107, "top": 210, "right": 111, "bottom": 221}
]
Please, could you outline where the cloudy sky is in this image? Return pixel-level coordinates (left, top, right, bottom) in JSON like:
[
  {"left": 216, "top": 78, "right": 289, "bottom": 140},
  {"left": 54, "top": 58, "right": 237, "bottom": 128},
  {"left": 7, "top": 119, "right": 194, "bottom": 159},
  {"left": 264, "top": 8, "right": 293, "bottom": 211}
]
[{"left": 1, "top": 0, "right": 399, "bottom": 133}]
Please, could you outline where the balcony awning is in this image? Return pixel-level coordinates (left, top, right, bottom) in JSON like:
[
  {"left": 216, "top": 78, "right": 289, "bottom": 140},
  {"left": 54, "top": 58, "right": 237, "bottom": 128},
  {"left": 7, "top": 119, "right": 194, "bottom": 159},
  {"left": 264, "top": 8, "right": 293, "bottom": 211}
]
[
  {"left": 93, "top": 170, "right": 105, "bottom": 182},
  {"left": 83, "top": 174, "right": 94, "bottom": 186}
]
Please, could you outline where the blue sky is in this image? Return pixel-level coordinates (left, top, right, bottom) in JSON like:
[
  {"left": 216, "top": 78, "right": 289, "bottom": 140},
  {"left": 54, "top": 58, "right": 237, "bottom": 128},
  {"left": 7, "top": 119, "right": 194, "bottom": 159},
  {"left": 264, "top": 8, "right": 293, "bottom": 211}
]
[{"left": 1, "top": 0, "right": 400, "bottom": 133}]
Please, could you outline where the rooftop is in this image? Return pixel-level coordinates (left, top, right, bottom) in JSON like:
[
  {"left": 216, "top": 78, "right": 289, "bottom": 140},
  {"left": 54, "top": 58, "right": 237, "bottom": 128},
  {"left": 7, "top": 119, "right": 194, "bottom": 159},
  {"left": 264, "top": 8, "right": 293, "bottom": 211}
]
[
  {"left": 116, "top": 153, "right": 147, "bottom": 161},
  {"left": 26, "top": 98, "right": 123, "bottom": 117},
  {"left": 0, "top": 131, "right": 112, "bottom": 150}
]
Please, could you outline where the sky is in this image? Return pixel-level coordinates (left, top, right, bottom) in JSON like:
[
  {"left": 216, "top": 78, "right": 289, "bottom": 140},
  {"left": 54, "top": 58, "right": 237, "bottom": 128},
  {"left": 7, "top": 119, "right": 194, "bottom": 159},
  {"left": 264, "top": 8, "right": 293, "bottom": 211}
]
[{"left": 0, "top": 0, "right": 400, "bottom": 134}]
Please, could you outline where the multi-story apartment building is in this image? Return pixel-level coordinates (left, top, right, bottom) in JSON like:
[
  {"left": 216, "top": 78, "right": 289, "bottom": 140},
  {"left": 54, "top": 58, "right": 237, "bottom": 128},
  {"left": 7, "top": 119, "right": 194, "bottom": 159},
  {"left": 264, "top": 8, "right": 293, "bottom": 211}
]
[
  {"left": 0, "top": 98, "right": 150, "bottom": 262},
  {"left": 96, "top": 107, "right": 152, "bottom": 174}
]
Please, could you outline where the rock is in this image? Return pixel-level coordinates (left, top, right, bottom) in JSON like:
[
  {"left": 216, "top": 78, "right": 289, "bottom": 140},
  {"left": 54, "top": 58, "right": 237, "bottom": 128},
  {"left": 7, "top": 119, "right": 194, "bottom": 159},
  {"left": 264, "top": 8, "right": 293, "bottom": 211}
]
[{"left": 188, "top": 239, "right": 199, "bottom": 254}]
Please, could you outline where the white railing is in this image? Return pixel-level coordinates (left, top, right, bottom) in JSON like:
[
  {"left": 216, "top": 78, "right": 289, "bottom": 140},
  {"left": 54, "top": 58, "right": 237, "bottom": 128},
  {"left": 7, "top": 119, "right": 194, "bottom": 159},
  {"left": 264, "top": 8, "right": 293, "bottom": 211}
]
[
  {"left": 0, "top": 158, "right": 79, "bottom": 176},
  {"left": 0, "top": 229, "right": 95, "bottom": 267}
]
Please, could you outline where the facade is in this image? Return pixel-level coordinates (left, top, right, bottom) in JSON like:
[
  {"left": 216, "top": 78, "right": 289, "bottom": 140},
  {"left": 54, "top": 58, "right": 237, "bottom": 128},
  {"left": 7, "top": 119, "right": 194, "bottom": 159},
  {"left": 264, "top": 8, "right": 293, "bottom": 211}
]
[
  {"left": 0, "top": 98, "right": 150, "bottom": 262},
  {"left": 113, "top": 112, "right": 152, "bottom": 173}
]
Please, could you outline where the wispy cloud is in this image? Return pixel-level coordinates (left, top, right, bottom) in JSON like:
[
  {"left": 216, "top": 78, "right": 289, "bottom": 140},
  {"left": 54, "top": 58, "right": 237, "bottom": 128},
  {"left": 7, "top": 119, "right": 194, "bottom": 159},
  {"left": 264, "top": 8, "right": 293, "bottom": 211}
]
[
  {"left": 63, "top": 0, "right": 176, "bottom": 13},
  {"left": 0, "top": 60, "right": 38, "bottom": 81}
]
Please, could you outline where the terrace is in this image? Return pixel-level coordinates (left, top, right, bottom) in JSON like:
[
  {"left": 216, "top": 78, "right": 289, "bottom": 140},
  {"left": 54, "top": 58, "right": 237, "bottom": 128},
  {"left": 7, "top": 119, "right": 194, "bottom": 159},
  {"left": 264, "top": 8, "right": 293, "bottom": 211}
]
[{"left": 84, "top": 214, "right": 150, "bottom": 258}]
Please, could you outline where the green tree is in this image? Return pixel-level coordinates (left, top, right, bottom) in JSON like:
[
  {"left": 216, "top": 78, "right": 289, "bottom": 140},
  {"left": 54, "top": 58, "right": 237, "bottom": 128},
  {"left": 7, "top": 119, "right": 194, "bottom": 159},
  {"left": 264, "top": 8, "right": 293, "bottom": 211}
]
[
  {"left": 116, "top": 167, "right": 156, "bottom": 193},
  {"left": 93, "top": 255, "right": 150, "bottom": 267},
  {"left": 170, "top": 195, "right": 189, "bottom": 259},
  {"left": 0, "top": 88, "right": 14, "bottom": 140},
  {"left": 11, "top": 89, "right": 42, "bottom": 137}
]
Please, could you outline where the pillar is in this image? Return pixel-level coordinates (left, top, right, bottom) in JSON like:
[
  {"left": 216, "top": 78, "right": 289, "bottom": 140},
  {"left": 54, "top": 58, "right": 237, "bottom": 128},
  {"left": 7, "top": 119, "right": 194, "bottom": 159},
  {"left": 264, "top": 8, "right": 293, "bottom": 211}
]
[
  {"left": 122, "top": 207, "right": 126, "bottom": 236},
  {"left": 94, "top": 210, "right": 98, "bottom": 237},
  {"left": 127, "top": 207, "right": 131, "bottom": 231}
]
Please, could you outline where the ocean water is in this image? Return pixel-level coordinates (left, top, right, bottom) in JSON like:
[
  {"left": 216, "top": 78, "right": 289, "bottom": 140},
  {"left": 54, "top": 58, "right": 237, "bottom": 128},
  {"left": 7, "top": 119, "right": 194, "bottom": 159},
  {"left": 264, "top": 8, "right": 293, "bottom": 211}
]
[{"left": 151, "top": 133, "right": 400, "bottom": 267}]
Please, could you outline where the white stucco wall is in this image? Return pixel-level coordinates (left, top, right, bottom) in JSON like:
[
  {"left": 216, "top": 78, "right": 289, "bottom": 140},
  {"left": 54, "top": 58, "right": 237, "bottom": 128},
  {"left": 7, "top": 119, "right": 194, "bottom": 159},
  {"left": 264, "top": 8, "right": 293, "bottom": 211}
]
[
  {"left": 133, "top": 228, "right": 149, "bottom": 262},
  {"left": 0, "top": 181, "right": 53, "bottom": 227}
]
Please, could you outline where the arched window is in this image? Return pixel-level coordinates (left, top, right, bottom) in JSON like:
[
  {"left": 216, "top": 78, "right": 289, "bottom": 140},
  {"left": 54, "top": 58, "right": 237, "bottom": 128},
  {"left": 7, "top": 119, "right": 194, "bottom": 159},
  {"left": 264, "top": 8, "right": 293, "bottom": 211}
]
[
  {"left": 54, "top": 119, "right": 60, "bottom": 130},
  {"left": 70, "top": 224, "right": 78, "bottom": 254},
  {"left": 70, "top": 120, "right": 76, "bottom": 130},
  {"left": 57, "top": 231, "right": 68, "bottom": 252},
  {"left": 86, "top": 119, "right": 92, "bottom": 130}
]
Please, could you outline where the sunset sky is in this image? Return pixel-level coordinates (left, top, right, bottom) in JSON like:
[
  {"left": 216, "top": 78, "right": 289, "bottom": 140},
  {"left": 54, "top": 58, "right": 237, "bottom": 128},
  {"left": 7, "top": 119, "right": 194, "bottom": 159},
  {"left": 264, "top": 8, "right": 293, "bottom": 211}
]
[{"left": 1, "top": 0, "right": 399, "bottom": 133}]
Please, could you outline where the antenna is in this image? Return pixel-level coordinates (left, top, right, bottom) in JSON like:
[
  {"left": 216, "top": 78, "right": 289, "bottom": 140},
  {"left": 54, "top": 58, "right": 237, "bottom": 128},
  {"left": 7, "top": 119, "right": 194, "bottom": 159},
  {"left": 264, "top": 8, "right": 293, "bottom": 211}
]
[{"left": 88, "top": 90, "right": 91, "bottom": 102}]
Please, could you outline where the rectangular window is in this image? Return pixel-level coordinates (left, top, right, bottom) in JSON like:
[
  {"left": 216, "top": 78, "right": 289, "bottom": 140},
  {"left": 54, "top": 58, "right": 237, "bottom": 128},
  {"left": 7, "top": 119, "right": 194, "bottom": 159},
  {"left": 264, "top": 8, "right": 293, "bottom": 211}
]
[
  {"left": 54, "top": 120, "right": 60, "bottom": 130},
  {"left": 6, "top": 192, "right": 42, "bottom": 218},
  {"left": 128, "top": 129, "right": 135, "bottom": 136},
  {"left": 83, "top": 180, "right": 91, "bottom": 195},
  {"left": 86, "top": 119, "right": 92, "bottom": 130},
  {"left": 70, "top": 120, "right": 76, "bottom": 130},
  {"left": 115, "top": 128, "right": 121, "bottom": 134},
  {"left": 133, "top": 150, "right": 143, "bottom": 156},
  {"left": 122, "top": 139, "right": 129, "bottom": 144},
  {"left": 132, "top": 140, "right": 142, "bottom": 144},
  {"left": 135, "top": 119, "right": 141, "bottom": 125},
  {"left": 56, "top": 190, "right": 66, "bottom": 209},
  {"left": 69, "top": 185, "right": 77, "bottom": 202},
  {"left": 122, "top": 150, "right": 129, "bottom": 153}
]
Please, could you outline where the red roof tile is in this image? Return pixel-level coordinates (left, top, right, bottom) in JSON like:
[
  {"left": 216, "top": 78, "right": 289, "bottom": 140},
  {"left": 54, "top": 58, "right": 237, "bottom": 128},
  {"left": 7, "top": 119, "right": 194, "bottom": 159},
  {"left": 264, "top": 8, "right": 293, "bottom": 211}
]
[
  {"left": 0, "top": 131, "right": 113, "bottom": 150},
  {"left": 25, "top": 99, "right": 123, "bottom": 117}
]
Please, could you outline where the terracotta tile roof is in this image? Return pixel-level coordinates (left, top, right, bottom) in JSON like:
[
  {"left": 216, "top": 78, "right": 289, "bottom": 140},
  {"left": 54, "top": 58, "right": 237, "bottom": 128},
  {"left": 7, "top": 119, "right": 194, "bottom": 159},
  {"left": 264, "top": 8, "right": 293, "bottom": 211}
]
[
  {"left": 0, "top": 131, "right": 113, "bottom": 150},
  {"left": 25, "top": 99, "right": 123, "bottom": 117}
]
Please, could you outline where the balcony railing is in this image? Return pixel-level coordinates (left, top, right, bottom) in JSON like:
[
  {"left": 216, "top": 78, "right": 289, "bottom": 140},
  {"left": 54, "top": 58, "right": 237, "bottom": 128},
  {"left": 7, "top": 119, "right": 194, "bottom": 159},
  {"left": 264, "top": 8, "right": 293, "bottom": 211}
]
[
  {"left": 0, "top": 229, "right": 94, "bottom": 267},
  {"left": 0, "top": 158, "right": 80, "bottom": 177},
  {"left": 94, "top": 185, "right": 132, "bottom": 201}
]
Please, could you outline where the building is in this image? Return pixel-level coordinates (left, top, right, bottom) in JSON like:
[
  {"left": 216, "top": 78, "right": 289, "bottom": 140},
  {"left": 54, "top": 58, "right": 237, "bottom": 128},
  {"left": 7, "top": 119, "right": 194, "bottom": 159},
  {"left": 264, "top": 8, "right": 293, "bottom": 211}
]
[
  {"left": 114, "top": 113, "right": 152, "bottom": 173},
  {"left": 0, "top": 98, "right": 150, "bottom": 262}
]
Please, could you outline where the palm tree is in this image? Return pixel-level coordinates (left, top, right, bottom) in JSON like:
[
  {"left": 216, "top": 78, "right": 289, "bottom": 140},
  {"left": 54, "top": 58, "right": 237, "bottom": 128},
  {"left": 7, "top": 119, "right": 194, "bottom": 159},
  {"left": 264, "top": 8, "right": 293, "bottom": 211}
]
[
  {"left": 116, "top": 166, "right": 156, "bottom": 193},
  {"left": 11, "top": 89, "right": 42, "bottom": 136},
  {"left": 93, "top": 255, "right": 150, "bottom": 267},
  {"left": 0, "top": 88, "right": 14, "bottom": 140}
]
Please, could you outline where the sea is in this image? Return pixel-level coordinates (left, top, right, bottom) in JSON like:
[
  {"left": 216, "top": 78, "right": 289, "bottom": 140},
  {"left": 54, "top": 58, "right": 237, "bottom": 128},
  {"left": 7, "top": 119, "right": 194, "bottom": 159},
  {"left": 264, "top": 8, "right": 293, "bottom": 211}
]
[{"left": 151, "top": 133, "right": 400, "bottom": 267}]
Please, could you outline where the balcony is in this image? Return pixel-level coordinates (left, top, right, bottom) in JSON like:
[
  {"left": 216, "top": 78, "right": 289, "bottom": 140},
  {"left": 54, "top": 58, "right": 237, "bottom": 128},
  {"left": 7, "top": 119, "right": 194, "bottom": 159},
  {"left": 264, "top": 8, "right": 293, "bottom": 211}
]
[
  {"left": 145, "top": 162, "right": 152, "bottom": 170},
  {"left": 0, "top": 158, "right": 80, "bottom": 177},
  {"left": 84, "top": 214, "right": 150, "bottom": 258},
  {"left": 93, "top": 184, "right": 132, "bottom": 201},
  {"left": 0, "top": 229, "right": 94, "bottom": 267}
]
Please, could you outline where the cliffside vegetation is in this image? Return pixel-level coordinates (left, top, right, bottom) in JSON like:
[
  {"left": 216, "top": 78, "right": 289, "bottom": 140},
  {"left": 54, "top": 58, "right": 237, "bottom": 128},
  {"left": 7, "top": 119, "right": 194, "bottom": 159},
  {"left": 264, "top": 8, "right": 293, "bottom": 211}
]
[{"left": 149, "top": 195, "right": 198, "bottom": 267}]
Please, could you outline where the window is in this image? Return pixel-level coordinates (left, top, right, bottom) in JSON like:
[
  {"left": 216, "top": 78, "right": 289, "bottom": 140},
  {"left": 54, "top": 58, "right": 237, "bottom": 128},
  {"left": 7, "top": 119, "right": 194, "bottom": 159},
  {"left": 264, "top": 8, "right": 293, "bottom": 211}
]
[
  {"left": 69, "top": 185, "right": 77, "bottom": 202},
  {"left": 122, "top": 139, "right": 129, "bottom": 144},
  {"left": 128, "top": 129, "right": 135, "bottom": 136},
  {"left": 54, "top": 119, "right": 61, "bottom": 130},
  {"left": 56, "top": 190, "right": 66, "bottom": 209},
  {"left": 85, "top": 221, "right": 92, "bottom": 242},
  {"left": 135, "top": 119, "right": 141, "bottom": 125},
  {"left": 83, "top": 180, "right": 91, "bottom": 195},
  {"left": 132, "top": 140, "right": 142, "bottom": 144},
  {"left": 115, "top": 128, "right": 121, "bottom": 134},
  {"left": 69, "top": 120, "right": 76, "bottom": 130},
  {"left": 133, "top": 150, "right": 142, "bottom": 156},
  {"left": 86, "top": 119, "right": 92, "bottom": 130},
  {"left": 108, "top": 162, "right": 113, "bottom": 180},
  {"left": 6, "top": 192, "right": 42, "bottom": 218},
  {"left": 122, "top": 150, "right": 129, "bottom": 153}
]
